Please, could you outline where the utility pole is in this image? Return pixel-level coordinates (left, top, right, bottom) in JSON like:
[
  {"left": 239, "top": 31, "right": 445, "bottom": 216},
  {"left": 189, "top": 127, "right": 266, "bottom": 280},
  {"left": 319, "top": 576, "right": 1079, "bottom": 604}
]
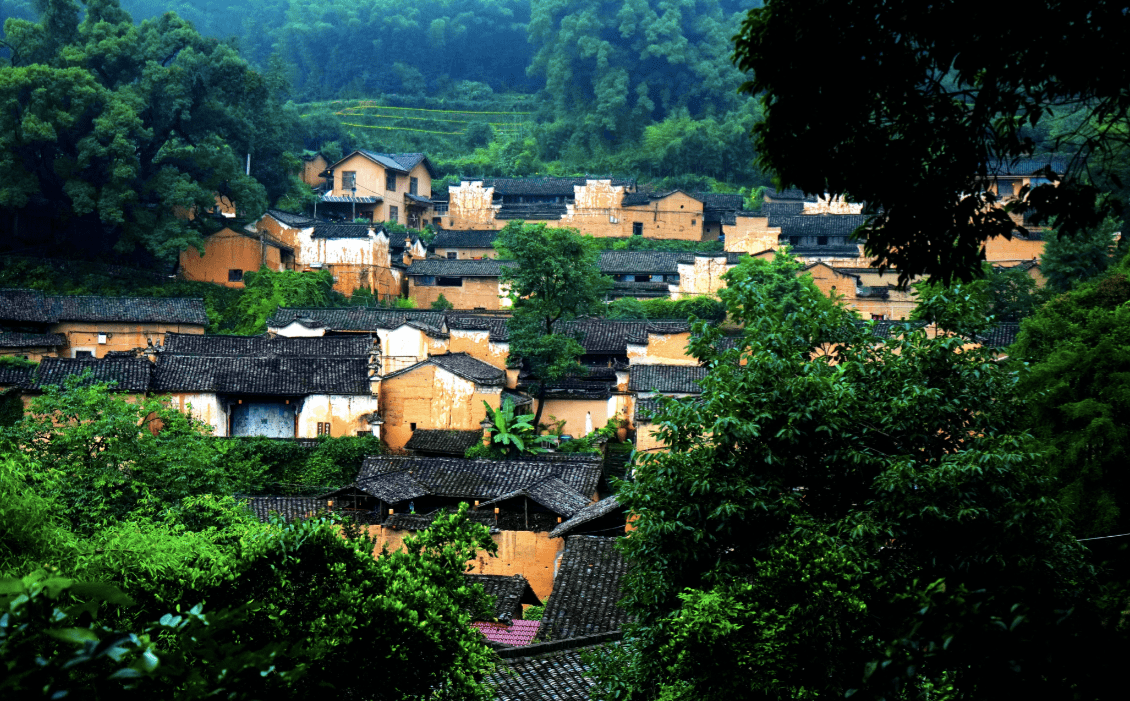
[{"left": 352, "top": 186, "right": 357, "bottom": 221}]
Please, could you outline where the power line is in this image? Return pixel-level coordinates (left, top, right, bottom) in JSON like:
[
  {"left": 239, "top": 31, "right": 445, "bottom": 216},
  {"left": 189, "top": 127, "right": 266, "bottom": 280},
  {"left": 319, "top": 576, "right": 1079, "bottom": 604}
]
[{"left": 1077, "top": 531, "right": 1130, "bottom": 542}]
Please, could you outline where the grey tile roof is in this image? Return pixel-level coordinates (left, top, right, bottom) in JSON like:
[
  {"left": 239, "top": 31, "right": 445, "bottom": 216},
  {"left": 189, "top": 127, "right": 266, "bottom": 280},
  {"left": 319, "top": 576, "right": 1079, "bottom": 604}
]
[
  {"left": 246, "top": 496, "right": 331, "bottom": 522},
  {"left": 310, "top": 223, "right": 377, "bottom": 239},
  {"left": 479, "top": 477, "right": 593, "bottom": 518},
  {"left": 265, "top": 209, "right": 315, "bottom": 228},
  {"left": 162, "top": 333, "right": 374, "bottom": 357},
  {"left": 776, "top": 214, "right": 869, "bottom": 237},
  {"left": 403, "top": 193, "right": 432, "bottom": 205},
  {"left": 29, "top": 357, "right": 152, "bottom": 392},
  {"left": 976, "top": 322, "right": 1022, "bottom": 349},
  {"left": 549, "top": 495, "right": 624, "bottom": 538},
  {"left": 495, "top": 203, "right": 566, "bottom": 220},
  {"left": 383, "top": 352, "right": 505, "bottom": 385},
  {"left": 356, "top": 150, "right": 432, "bottom": 175},
  {"left": 0, "top": 289, "right": 56, "bottom": 323},
  {"left": 406, "top": 259, "right": 515, "bottom": 277},
  {"left": 49, "top": 296, "right": 207, "bottom": 325},
  {"left": 490, "top": 641, "right": 615, "bottom": 700},
  {"left": 474, "top": 176, "right": 634, "bottom": 197},
  {"left": 404, "top": 428, "right": 483, "bottom": 455},
  {"left": 765, "top": 187, "right": 820, "bottom": 202},
  {"left": 266, "top": 307, "right": 446, "bottom": 333},
  {"left": 765, "top": 200, "right": 806, "bottom": 224},
  {"left": 628, "top": 365, "right": 707, "bottom": 393},
  {"left": 465, "top": 574, "right": 541, "bottom": 621},
  {"left": 693, "top": 192, "right": 744, "bottom": 211},
  {"left": 635, "top": 395, "right": 700, "bottom": 424},
  {"left": 152, "top": 355, "right": 372, "bottom": 395},
  {"left": 381, "top": 508, "right": 498, "bottom": 532},
  {"left": 446, "top": 314, "right": 510, "bottom": 341},
  {"left": 355, "top": 455, "right": 603, "bottom": 503},
  {"left": 431, "top": 228, "right": 500, "bottom": 248},
  {"left": 0, "top": 366, "right": 35, "bottom": 386},
  {"left": 0, "top": 332, "right": 65, "bottom": 348},
  {"left": 986, "top": 156, "right": 1068, "bottom": 176},
  {"left": 620, "top": 191, "right": 657, "bottom": 207},
  {"left": 539, "top": 536, "right": 630, "bottom": 641},
  {"left": 599, "top": 250, "right": 686, "bottom": 275}
]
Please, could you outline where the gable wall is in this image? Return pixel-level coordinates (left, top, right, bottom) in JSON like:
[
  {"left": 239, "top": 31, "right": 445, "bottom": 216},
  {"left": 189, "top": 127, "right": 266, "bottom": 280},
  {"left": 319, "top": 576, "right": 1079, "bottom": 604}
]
[
  {"left": 449, "top": 328, "right": 508, "bottom": 369},
  {"left": 380, "top": 364, "right": 500, "bottom": 451},
  {"left": 409, "top": 276, "right": 506, "bottom": 310},
  {"left": 179, "top": 229, "right": 284, "bottom": 287}
]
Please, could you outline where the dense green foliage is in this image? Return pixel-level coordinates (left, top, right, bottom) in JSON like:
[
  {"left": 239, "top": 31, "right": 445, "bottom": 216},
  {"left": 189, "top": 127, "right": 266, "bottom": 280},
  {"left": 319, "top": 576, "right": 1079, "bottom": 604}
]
[
  {"left": 0, "top": 381, "right": 500, "bottom": 699},
  {"left": 1010, "top": 253, "right": 1130, "bottom": 538},
  {"left": 1040, "top": 216, "right": 1123, "bottom": 292},
  {"left": 734, "top": 0, "right": 1130, "bottom": 283},
  {"left": 594, "top": 252, "right": 1123, "bottom": 699},
  {"left": 0, "top": 0, "right": 298, "bottom": 263},
  {"left": 604, "top": 295, "right": 725, "bottom": 322},
  {"left": 497, "top": 222, "right": 612, "bottom": 428}
]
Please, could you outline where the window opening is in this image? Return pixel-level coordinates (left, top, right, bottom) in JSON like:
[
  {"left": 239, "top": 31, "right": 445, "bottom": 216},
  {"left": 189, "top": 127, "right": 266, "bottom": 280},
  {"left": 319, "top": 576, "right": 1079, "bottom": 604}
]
[
  {"left": 342, "top": 172, "right": 356, "bottom": 190},
  {"left": 228, "top": 269, "right": 243, "bottom": 282},
  {"left": 410, "top": 177, "right": 418, "bottom": 195},
  {"left": 632, "top": 222, "right": 643, "bottom": 236},
  {"left": 389, "top": 205, "right": 399, "bottom": 222},
  {"left": 387, "top": 172, "right": 398, "bottom": 191}
]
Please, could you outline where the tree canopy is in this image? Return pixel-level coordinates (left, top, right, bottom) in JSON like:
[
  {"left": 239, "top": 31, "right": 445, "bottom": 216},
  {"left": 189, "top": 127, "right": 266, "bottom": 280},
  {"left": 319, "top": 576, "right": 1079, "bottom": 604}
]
[
  {"left": 734, "top": 0, "right": 1130, "bottom": 283},
  {"left": 594, "top": 252, "right": 1121, "bottom": 699},
  {"left": 0, "top": 0, "right": 295, "bottom": 262},
  {"left": 496, "top": 221, "right": 611, "bottom": 429}
]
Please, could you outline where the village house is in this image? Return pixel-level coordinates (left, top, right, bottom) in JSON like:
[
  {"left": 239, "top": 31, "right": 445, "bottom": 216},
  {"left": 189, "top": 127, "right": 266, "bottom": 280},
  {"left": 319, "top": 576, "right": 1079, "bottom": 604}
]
[
  {"left": 0, "top": 289, "right": 208, "bottom": 359},
  {"left": 406, "top": 259, "right": 516, "bottom": 310},
  {"left": 177, "top": 227, "right": 297, "bottom": 287},
  {"left": 267, "top": 307, "right": 448, "bottom": 373},
  {"left": 629, "top": 364, "right": 707, "bottom": 453},
  {"left": 320, "top": 151, "right": 436, "bottom": 227},
  {"left": 442, "top": 176, "right": 756, "bottom": 242},
  {"left": 378, "top": 351, "right": 506, "bottom": 451},
  {"left": 153, "top": 333, "right": 381, "bottom": 438},
  {"left": 300, "top": 152, "right": 330, "bottom": 190},
  {"left": 430, "top": 228, "right": 501, "bottom": 259},
  {"left": 319, "top": 453, "right": 606, "bottom": 597},
  {"left": 8, "top": 356, "right": 153, "bottom": 408}
]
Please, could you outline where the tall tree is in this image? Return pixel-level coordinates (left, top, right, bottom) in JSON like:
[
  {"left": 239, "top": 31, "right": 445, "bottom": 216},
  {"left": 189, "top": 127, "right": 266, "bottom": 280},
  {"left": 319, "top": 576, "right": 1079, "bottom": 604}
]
[
  {"left": 528, "top": 0, "right": 749, "bottom": 146},
  {"left": 0, "top": 0, "right": 294, "bottom": 262},
  {"left": 496, "top": 221, "right": 610, "bottom": 430},
  {"left": 594, "top": 253, "right": 1120, "bottom": 699},
  {"left": 1040, "top": 216, "right": 1123, "bottom": 292},
  {"left": 1010, "top": 251, "right": 1130, "bottom": 538},
  {"left": 733, "top": 0, "right": 1130, "bottom": 283}
]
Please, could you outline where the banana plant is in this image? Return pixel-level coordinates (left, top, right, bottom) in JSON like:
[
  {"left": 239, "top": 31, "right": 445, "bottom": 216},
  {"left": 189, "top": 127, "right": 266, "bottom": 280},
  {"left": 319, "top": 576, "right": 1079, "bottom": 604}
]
[{"left": 482, "top": 400, "right": 552, "bottom": 457}]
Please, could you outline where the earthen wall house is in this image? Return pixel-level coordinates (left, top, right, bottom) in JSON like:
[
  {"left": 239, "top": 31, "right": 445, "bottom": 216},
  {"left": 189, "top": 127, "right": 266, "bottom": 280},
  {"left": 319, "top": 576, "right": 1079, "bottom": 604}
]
[
  {"left": 406, "top": 259, "right": 514, "bottom": 311},
  {"left": 323, "top": 151, "right": 436, "bottom": 228},
  {"left": 178, "top": 227, "right": 294, "bottom": 287},
  {"left": 300, "top": 153, "right": 329, "bottom": 189},
  {"left": 154, "top": 334, "right": 382, "bottom": 439},
  {"left": 379, "top": 353, "right": 505, "bottom": 451},
  {"left": 443, "top": 178, "right": 747, "bottom": 242}
]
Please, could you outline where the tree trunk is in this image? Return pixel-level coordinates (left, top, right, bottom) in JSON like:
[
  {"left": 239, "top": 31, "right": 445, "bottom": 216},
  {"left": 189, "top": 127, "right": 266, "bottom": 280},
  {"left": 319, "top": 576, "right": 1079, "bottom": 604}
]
[{"left": 532, "top": 382, "right": 548, "bottom": 436}]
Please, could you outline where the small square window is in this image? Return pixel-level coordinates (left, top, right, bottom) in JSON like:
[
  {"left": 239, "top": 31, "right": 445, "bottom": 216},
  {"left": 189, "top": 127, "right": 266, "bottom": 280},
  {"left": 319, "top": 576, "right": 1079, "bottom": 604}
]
[
  {"left": 342, "top": 171, "right": 356, "bottom": 190},
  {"left": 410, "top": 423, "right": 417, "bottom": 431},
  {"left": 691, "top": 219, "right": 696, "bottom": 226},
  {"left": 817, "top": 236, "right": 828, "bottom": 246},
  {"left": 632, "top": 222, "right": 643, "bottom": 236},
  {"left": 97, "top": 333, "right": 107, "bottom": 344},
  {"left": 74, "top": 350, "right": 93, "bottom": 358},
  {"left": 356, "top": 430, "right": 372, "bottom": 437},
  {"left": 228, "top": 269, "right": 243, "bottom": 282},
  {"left": 446, "top": 252, "right": 457, "bottom": 259}
]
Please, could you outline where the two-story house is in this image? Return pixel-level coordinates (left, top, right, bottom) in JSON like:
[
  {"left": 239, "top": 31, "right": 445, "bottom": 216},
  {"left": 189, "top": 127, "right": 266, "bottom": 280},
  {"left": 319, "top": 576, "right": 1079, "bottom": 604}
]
[{"left": 321, "top": 151, "right": 437, "bottom": 227}]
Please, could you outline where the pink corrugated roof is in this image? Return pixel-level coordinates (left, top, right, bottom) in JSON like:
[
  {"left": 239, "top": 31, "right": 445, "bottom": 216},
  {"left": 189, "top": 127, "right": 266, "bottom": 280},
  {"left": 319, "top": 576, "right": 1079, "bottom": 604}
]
[{"left": 471, "top": 619, "right": 541, "bottom": 646}]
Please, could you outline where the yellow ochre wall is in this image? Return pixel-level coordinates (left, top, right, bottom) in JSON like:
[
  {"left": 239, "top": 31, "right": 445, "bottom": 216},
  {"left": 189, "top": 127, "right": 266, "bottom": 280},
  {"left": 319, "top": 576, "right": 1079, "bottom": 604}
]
[
  {"left": 433, "top": 247, "right": 498, "bottom": 260},
  {"left": 179, "top": 229, "right": 284, "bottom": 288},
  {"left": 331, "top": 155, "right": 433, "bottom": 225},
  {"left": 537, "top": 397, "right": 613, "bottom": 439},
  {"left": 409, "top": 277, "right": 506, "bottom": 311},
  {"left": 448, "top": 329, "right": 508, "bottom": 369},
  {"left": 359, "top": 526, "right": 565, "bottom": 600},
  {"left": 59, "top": 322, "right": 204, "bottom": 358},
  {"left": 380, "top": 364, "right": 500, "bottom": 451}
]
